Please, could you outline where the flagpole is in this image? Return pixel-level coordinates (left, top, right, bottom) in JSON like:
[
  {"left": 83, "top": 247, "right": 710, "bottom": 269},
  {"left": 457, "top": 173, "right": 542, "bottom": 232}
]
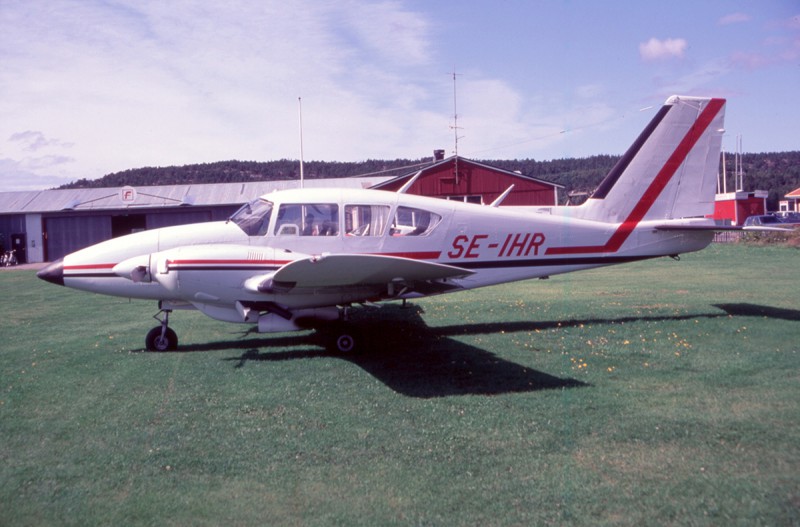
[{"left": 298, "top": 97, "right": 305, "bottom": 189}]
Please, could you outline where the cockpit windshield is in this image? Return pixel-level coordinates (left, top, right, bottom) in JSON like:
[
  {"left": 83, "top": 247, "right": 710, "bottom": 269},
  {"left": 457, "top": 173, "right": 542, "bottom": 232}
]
[{"left": 229, "top": 198, "right": 274, "bottom": 236}]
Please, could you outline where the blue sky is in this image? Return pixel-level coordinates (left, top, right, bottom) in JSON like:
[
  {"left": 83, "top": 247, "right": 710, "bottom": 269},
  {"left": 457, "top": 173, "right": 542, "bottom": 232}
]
[{"left": 1, "top": 0, "right": 798, "bottom": 191}]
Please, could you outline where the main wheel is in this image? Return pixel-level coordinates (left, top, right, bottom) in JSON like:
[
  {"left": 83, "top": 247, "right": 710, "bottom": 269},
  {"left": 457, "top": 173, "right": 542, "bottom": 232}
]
[
  {"left": 145, "top": 326, "right": 178, "bottom": 352},
  {"left": 334, "top": 333, "right": 356, "bottom": 353},
  {"left": 323, "top": 326, "right": 361, "bottom": 354}
]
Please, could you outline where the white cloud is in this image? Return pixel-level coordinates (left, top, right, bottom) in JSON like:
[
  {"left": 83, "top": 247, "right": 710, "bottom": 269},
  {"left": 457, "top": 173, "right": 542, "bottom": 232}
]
[
  {"left": 646, "top": 57, "right": 731, "bottom": 99},
  {"left": 341, "top": 0, "right": 432, "bottom": 66},
  {"left": 730, "top": 51, "right": 773, "bottom": 70},
  {"left": 718, "top": 13, "right": 750, "bottom": 26},
  {"left": 1, "top": 1, "right": 794, "bottom": 191},
  {"left": 9, "top": 131, "right": 74, "bottom": 152},
  {"left": 0, "top": 1, "right": 446, "bottom": 189},
  {"left": 0, "top": 157, "right": 75, "bottom": 191},
  {"left": 639, "top": 37, "right": 688, "bottom": 61}
]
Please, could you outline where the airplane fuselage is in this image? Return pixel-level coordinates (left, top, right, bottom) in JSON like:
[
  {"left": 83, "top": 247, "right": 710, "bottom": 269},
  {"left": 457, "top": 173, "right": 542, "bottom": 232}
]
[
  {"left": 46, "top": 187, "right": 713, "bottom": 321},
  {"left": 36, "top": 95, "right": 726, "bottom": 351}
]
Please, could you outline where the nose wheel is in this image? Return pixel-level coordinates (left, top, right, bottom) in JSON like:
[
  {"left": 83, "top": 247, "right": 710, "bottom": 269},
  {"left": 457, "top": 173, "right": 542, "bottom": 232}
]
[{"left": 145, "top": 309, "right": 178, "bottom": 351}]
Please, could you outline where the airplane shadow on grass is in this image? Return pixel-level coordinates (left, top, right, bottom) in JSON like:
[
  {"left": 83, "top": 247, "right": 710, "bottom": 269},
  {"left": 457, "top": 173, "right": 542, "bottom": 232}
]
[
  {"left": 174, "top": 302, "right": 796, "bottom": 398},
  {"left": 713, "top": 303, "right": 800, "bottom": 321},
  {"left": 227, "top": 339, "right": 586, "bottom": 398},
  {"left": 200, "top": 320, "right": 582, "bottom": 398},
  {"left": 192, "top": 304, "right": 587, "bottom": 398}
]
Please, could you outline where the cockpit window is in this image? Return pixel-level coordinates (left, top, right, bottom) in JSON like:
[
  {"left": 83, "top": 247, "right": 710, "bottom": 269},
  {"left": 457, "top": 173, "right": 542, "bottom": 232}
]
[
  {"left": 229, "top": 198, "right": 274, "bottom": 236},
  {"left": 275, "top": 203, "right": 339, "bottom": 236},
  {"left": 345, "top": 205, "right": 390, "bottom": 236},
  {"left": 390, "top": 206, "right": 442, "bottom": 236}
]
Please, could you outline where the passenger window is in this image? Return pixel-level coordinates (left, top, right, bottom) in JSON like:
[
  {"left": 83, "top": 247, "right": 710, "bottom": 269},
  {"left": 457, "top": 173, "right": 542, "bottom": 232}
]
[
  {"left": 390, "top": 206, "right": 441, "bottom": 236},
  {"left": 274, "top": 203, "right": 339, "bottom": 236},
  {"left": 345, "top": 205, "right": 390, "bottom": 236}
]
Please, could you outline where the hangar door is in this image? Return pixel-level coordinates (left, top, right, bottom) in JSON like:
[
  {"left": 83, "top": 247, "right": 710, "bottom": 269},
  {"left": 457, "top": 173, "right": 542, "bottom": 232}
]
[{"left": 44, "top": 216, "right": 111, "bottom": 261}]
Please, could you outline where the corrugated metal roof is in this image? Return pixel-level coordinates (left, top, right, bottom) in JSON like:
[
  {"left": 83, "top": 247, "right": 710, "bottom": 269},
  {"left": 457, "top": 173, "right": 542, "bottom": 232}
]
[
  {"left": 0, "top": 178, "right": 393, "bottom": 214},
  {"left": 0, "top": 191, "right": 41, "bottom": 213}
]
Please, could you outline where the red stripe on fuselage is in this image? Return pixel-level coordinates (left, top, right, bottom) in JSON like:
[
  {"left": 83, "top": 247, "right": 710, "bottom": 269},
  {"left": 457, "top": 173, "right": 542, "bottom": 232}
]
[
  {"left": 167, "top": 259, "right": 293, "bottom": 266},
  {"left": 546, "top": 98, "right": 725, "bottom": 256},
  {"left": 374, "top": 251, "right": 442, "bottom": 260}
]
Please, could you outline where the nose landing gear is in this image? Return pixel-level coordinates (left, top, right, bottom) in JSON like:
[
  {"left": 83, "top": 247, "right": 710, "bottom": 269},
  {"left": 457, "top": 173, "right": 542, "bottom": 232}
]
[{"left": 145, "top": 309, "right": 178, "bottom": 351}]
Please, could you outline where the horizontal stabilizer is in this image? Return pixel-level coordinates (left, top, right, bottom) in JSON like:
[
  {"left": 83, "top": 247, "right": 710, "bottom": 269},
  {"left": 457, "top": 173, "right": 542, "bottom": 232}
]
[
  {"left": 654, "top": 224, "right": 742, "bottom": 231},
  {"left": 655, "top": 224, "right": 794, "bottom": 232}
]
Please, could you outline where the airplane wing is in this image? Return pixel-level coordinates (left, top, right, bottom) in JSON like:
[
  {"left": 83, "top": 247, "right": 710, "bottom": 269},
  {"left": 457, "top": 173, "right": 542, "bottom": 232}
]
[{"left": 246, "top": 254, "right": 473, "bottom": 294}]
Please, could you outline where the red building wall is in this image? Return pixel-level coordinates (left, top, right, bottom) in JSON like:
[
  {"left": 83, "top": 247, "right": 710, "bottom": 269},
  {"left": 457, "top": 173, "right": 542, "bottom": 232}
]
[
  {"left": 711, "top": 195, "right": 766, "bottom": 225},
  {"left": 711, "top": 200, "right": 737, "bottom": 223}
]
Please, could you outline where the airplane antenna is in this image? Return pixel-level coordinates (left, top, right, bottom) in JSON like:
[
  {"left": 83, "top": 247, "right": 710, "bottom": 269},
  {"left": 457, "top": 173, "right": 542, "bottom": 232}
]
[
  {"left": 489, "top": 184, "right": 515, "bottom": 207},
  {"left": 298, "top": 97, "right": 305, "bottom": 189},
  {"left": 449, "top": 69, "right": 464, "bottom": 184},
  {"left": 397, "top": 170, "right": 422, "bottom": 194}
]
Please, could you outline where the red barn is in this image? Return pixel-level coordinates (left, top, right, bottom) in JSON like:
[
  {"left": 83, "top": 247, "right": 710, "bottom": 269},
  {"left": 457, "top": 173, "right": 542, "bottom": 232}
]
[{"left": 371, "top": 155, "right": 563, "bottom": 206}]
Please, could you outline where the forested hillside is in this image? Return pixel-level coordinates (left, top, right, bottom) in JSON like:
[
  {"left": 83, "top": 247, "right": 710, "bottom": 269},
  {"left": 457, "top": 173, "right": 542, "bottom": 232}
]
[{"left": 60, "top": 151, "right": 800, "bottom": 209}]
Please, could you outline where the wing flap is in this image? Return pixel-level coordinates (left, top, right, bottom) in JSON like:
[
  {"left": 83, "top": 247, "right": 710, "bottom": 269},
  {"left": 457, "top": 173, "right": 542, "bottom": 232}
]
[{"left": 271, "top": 254, "right": 473, "bottom": 289}]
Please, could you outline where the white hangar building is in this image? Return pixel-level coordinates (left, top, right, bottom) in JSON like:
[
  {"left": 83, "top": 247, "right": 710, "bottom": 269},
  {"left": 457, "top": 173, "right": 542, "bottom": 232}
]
[{"left": 0, "top": 177, "right": 391, "bottom": 264}]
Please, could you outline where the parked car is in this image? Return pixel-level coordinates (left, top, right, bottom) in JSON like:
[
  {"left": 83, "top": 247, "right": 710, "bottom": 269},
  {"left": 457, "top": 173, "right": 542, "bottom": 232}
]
[
  {"left": 778, "top": 212, "right": 800, "bottom": 226},
  {"left": 743, "top": 214, "right": 792, "bottom": 228}
]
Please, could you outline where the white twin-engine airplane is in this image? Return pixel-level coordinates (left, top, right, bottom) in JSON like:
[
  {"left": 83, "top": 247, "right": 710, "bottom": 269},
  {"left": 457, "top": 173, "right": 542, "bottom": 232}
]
[{"left": 39, "top": 95, "right": 734, "bottom": 352}]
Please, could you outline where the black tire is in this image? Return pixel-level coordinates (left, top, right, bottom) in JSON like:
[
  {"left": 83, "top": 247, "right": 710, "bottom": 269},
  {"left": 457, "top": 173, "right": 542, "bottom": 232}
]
[
  {"left": 334, "top": 333, "right": 356, "bottom": 353},
  {"left": 145, "top": 326, "right": 178, "bottom": 352},
  {"left": 325, "top": 326, "right": 361, "bottom": 354}
]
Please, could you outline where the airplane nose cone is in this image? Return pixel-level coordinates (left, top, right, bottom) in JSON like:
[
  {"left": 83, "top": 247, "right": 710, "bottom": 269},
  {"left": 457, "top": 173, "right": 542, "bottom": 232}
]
[{"left": 37, "top": 259, "right": 65, "bottom": 286}]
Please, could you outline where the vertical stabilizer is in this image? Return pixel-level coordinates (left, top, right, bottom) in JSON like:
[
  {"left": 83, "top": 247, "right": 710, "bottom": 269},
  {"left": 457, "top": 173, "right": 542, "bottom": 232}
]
[{"left": 574, "top": 96, "right": 725, "bottom": 224}]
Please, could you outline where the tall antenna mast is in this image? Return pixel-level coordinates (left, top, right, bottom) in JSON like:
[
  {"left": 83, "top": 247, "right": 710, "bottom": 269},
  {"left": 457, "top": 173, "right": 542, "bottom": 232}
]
[
  {"left": 298, "top": 97, "right": 305, "bottom": 189},
  {"left": 721, "top": 147, "right": 727, "bottom": 194},
  {"left": 736, "top": 134, "right": 744, "bottom": 191},
  {"left": 449, "top": 69, "right": 464, "bottom": 184}
]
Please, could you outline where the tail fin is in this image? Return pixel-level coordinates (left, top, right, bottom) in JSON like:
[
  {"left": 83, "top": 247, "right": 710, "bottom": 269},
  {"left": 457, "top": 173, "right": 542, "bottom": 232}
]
[{"left": 575, "top": 96, "right": 725, "bottom": 224}]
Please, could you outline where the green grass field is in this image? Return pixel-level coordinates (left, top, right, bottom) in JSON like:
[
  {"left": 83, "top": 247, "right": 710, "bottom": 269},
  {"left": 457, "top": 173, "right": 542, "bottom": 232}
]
[{"left": 1, "top": 244, "right": 798, "bottom": 526}]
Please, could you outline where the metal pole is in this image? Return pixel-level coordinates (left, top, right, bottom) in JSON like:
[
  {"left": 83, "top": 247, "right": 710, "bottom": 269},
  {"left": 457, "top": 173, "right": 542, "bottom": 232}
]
[{"left": 298, "top": 97, "right": 305, "bottom": 189}]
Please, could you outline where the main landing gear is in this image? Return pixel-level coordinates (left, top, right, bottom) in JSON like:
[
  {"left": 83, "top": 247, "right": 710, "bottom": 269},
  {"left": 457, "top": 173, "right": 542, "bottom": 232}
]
[
  {"left": 142, "top": 306, "right": 361, "bottom": 354},
  {"left": 317, "top": 306, "right": 362, "bottom": 354},
  {"left": 145, "top": 309, "right": 178, "bottom": 351},
  {"left": 321, "top": 324, "right": 361, "bottom": 354}
]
